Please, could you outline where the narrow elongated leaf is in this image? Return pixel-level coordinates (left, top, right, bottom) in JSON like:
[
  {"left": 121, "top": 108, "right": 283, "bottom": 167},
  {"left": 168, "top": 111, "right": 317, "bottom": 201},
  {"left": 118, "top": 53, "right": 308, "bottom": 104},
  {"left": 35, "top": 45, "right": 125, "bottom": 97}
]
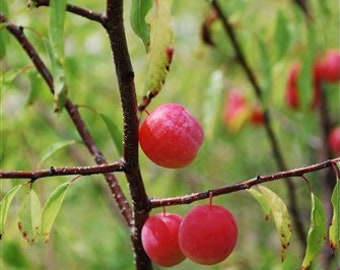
[
  {"left": 130, "top": 0, "right": 152, "bottom": 49},
  {"left": 274, "top": 10, "right": 290, "bottom": 60},
  {"left": 301, "top": 193, "right": 327, "bottom": 269},
  {"left": 203, "top": 70, "right": 224, "bottom": 141},
  {"left": 329, "top": 180, "right": 339, "bottom": 250},
  {"left": 257, "top": 38, "right": 271, "bottom": 105},
  {"left": 49, "top": 0, "right": 67, "bottom": 58},
  {"left": 39, "top": 140, "right": 79, "bottom": 167},
  {"left": 17, "top": 187, "right": 41, "bottom": 244},
  {"left": 26, "top": 70, "right": 43, "bottom": 106},
  {"left": 49, "top": 0, "right": 68, "bottom": 112},
  {"left": 30, "top": 189, "right": 42, "bottom": 238},
  {"left": 258, "top": 186, "right": 292, "bottom": 260},
  {"left": 246, "top": 188, "right": 271, "bottom": 220},
  {"left": 1, "top": 66, "right": 33, "bottom": 87},
  {"left": 0, "top": 184, "right": 23, "bottom": 238},
  {"left": 0, "top": 0, "right": 9, "bottom": 59},
  {"left": 100, "top": 113, "right": 123, "bottom": 155},
  {"left": 17, "top": 187, "right": 34, "bottom": 244},
  {"left": 143, "top": 0, "right": 173, "bottom": 100},
  {"left": 41, "top": 182, "right": 70, "bottom": 242},
  {"left": 298, "top": 52, "right": 313, "bottom": 110}
]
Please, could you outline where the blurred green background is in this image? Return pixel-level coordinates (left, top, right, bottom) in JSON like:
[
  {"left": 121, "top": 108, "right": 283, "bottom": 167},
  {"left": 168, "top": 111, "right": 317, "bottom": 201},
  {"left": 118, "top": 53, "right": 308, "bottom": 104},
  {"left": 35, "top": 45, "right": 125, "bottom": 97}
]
[{"left": 1, "top": 0, "right": 339, "bottom": 269}]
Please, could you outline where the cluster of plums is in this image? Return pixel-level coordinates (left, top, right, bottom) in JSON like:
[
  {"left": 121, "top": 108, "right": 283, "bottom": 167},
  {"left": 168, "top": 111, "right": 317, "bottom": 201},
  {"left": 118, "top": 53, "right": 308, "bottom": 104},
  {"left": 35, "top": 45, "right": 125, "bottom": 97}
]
[
  {"left": 138, "top": 104, "right": 237, "bottom": 267},
  {"left": 141, "top": 204, "right": 238, "bottom": 267},
  {"left": 285, "top": 49, "right": 340, "bottom": 155},
  {"left": 285, "top": 49, "right": 340, "bottom": 110}
]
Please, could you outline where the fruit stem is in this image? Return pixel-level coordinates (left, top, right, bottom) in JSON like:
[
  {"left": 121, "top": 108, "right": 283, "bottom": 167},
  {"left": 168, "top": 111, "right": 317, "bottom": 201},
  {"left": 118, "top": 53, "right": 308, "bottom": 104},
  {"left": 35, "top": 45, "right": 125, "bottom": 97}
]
[{"left": 209, "top": 191, "right": 213, "bottom": 209}]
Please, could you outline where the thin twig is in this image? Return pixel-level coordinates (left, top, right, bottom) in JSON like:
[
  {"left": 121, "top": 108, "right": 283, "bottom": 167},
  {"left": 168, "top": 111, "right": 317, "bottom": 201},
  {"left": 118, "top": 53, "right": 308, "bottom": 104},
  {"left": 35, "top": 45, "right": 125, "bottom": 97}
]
[
  {"left": 150, "top": 158, "right": 340, "bottom": 208},
  {"left": 211, "top": 0, "right": 307, "bottom": 248},
  {"left": 0, "top": 161, "right": 124, "bottom": 180},
  {"left": 0, "top": 13, "right": 133, "bottom": 226},
  {"left": 31, "top": 0, "right": 105, "bottom": 24}
]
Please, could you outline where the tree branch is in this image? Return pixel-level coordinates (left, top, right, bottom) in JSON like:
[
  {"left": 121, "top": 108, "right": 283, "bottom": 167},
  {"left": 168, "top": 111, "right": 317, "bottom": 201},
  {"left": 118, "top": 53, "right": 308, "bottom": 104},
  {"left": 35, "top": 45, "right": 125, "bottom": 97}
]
[
  {"left": 31, "top": 0, "right": 105, "bottom": 24},
  {"left": 0, "top": 13, "right": 133, "bottom": 226},
  {"left": 104, "top": 1, "right": 151, "bottom": 269},
  {"left": 211, "top": 0, "right": 307, "bottom": 248},
  {"left": 151, "top": 158, "right": 340, "bottom": 208},
  {"left": 0, "top": 161, "right": 124, "bottom": 180}
]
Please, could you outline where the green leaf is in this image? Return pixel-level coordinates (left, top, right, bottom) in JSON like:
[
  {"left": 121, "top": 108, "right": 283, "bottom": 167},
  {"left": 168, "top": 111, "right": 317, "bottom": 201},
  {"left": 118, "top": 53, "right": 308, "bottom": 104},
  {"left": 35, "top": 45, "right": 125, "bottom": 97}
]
[
  {"left": 258, "top": 186, "right": 292, "bottom": 260},
  {"left": 100, "top": 113, "right": 123, "bottom": 156},
  {"left": 17, "top": 186, "right": 41, "bottom": 244},
  {"left": 1, "top": 241, "right": 30, "bottom": 268},
  {"left": 274, "top": 10, "right": 290, "bottom": 61},
  {"left": 0, "top": 67, "right": 32, "bottom": 87},
  {"left": 143, "top": 0, "right": 173, "bottom": 98},
  {"left": 30, "top": 189, "right": 42, "bottom": 238},
  {"left": 40, "top": 182, "right": 70, "bottom": 242},
  {"left": 301, "top": 193, "right": 327, "bottom": 269},
  {"left": 203, "top": 70, "right": 224, "bottom": 141},
  {"left": 0, "top": 0, "right": 9, "bottom": 15},
  {"left": 298, "top": 52, "right": 313, "bottom": 110},
  {"left": 130, "top": 0, "right": 152, "bottom": 49},
  {"left": 246, "top": 188, "right": 271, "bottom": 221},
  {"left": 0, "top": 0, "right": 9, "bottom": 59},
  {"left": 39, "top": 140, "right": 79, "bottom": 167},
  {"left": 49, "top": 0, "right": 68, "bottom": 113},
  {"left": 26, "top": 70, "right": 43, "bottom": 106},
  {"left": 257, "top": 38, "right": 271, "bottom": 106},
  {"left": 0, "top": 184, "right": 24, "bottom": 239},
  {"left": 316, "top": 0, "right": 331, "bottom": 16},
  {"left": 49, "top": 0, "right": 67, "bottom": 58},
  {"left": 329, "top": 180, "right": 339, "bottom": 250}
]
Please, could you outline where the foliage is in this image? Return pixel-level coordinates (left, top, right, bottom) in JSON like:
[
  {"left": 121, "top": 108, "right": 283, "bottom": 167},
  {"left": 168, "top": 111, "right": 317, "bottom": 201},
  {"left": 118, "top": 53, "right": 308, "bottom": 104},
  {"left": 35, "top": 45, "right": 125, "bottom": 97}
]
[{"left": 0, "top": 0, "right": 339, "bottom": 269}]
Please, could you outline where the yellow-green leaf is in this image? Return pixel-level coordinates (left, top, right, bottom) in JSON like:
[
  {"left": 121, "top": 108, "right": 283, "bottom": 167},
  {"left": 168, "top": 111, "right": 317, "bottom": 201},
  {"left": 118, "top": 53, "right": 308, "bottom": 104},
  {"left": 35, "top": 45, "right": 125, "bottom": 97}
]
[
  {"left": 0, "top": 0, "right": 9, "bottom": 59},
  {"left": 17, "top": 186, "right": 40, "bottom": 244},
  {"left": 41, "top": 182, "right": 70, "bottom": 242},
  {"left": 49, "top": 0, "right": 67, "bottom": 58},
  {"left": 100, "top": 113, "right": 123, "bottom": 156},
  {"left": 258, "top": 186, "right": 292, "bottom": 260},
  {"left": 130, "top": 0, "right": 152, "bottom": 49},
  {"left": 30, "top": 189, "right": 42, "bottom": 238},
  {"left": 143, "top": 0, "right": 173, "bottom": 100},
  {"left": 0, "top": 184, "right": 23, "bottom": 239},
  {"left": 26, "top": 70, "right": 43, "bottom": 106},
  {"left": 49, "top": 0, "right": 68, "bottom": 113},
  {"left": 39, "top": 140, "right": 80, "bottom": 167},
  {"left": 246, "top": 188, "right": 271, "bottom": 221},
  {"left": 203, "top": 70, "right": 224, "bottom": 141},
  {"left": 274, "top": 10, "right": 290, "bottom": 61},
  {"left": 301, "top": 193, "right": 327, "bottom": 269},
  {"left": 329, "top": 180, "right": 339, "bottom": 250}
]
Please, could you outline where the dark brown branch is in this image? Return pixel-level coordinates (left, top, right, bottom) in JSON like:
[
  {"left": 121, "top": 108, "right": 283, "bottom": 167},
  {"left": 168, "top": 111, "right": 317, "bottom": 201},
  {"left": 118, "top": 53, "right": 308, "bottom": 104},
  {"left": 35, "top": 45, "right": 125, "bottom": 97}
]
[
  {"left": 0, "top": 13, "right": 133, "bottom": 226},
  {"left": 0, "top": 161, "right": 124, "bottom": 180},
  {"left": 211, "top": 0, "right": 306, "bottom": 248},
  {"left": 293, "top": 0, "right": 310, "bottom": 18},
  {"left": 31, "top": 0, "right": 105, "bottom": 24},
  {"left": 104, "top": 1, "right": 151, "bottom": 269},
  {"left": 151, "top": 158, "right": 340, "bottom": 208}
]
